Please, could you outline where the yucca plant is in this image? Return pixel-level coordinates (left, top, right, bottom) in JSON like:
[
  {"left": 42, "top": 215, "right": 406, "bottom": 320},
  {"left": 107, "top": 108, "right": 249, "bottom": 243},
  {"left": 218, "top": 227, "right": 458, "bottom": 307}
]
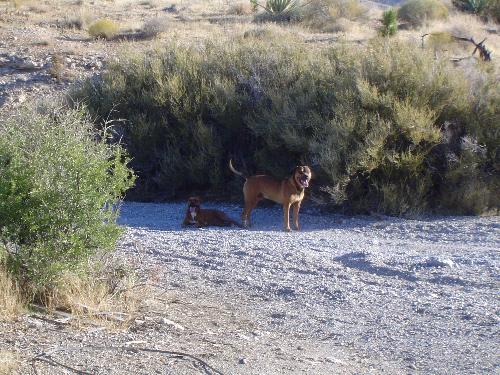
[
  {"left": 251, "top": 0, "right": 301, "bottom": 15},
  {"left": 453, "top": 0, "right": 490, "bottom": 13}
]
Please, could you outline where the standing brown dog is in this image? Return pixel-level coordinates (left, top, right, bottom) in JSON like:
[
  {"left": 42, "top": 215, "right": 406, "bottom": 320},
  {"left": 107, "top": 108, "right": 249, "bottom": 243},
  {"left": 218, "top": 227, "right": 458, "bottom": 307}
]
[
  {"left": 229, "top": 160, "right": 312, "bottom": 231},
  {"left": 182, "top": 197, "right": 242, "bottom": 228}
]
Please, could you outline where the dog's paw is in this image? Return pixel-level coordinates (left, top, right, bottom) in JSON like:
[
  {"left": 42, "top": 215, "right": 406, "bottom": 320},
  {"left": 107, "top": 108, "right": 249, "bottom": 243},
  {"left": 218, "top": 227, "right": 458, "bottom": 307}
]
[{"left": 284, "top": 227, "right": 292, "bottom": 232}]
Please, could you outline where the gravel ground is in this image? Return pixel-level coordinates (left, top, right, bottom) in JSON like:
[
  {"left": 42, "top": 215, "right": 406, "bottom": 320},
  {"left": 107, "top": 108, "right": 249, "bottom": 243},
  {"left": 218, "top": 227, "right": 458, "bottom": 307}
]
[
  {"left": 2, "top": 201, "right": 499, "bottom": 374},
  {"left": 117, "top": 202, "right": 499, "bottom": 374}
]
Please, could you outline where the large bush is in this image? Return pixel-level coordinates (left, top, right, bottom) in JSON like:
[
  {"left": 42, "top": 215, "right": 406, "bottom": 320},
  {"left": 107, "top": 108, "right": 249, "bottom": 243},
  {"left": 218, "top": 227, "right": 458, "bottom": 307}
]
[
  {"left": 0, "top": 106, "right": 135, "bottom": 292},
  {"left": 74, "top": 35, "right": 499, "bottom": 215},
  {"left": 398, "top": 0, "right": 449, "bottom": 26}
]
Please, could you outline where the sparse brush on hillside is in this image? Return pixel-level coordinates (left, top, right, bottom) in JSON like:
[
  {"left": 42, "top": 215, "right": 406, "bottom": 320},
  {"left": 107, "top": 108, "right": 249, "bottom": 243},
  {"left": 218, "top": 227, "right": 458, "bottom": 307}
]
[
  {"left": 398, "top": 0, "right": 449, "bottom": 26},
  {"left": 74, "top": 35, "right": 499, "bottom": 215},
  {"left": 0, "top": 106, "right": 135, "bottom": 297}
]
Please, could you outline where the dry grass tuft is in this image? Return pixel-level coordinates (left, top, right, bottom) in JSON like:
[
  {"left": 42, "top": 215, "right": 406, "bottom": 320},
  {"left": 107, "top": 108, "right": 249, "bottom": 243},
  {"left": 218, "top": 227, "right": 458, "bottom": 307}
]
[
  {"left": 228, "top": 2, "right": 254, "bottom": 15},
  {"left": 0, "top": 351, "right": 18, "bottom": 375},
  {"left": 0, "top": 267, "right": 24, "bottom": 321},
  {"left": 88, "top": 18, "right": 120, "bottom": 40},
  {"left": 141, "top": 17, "right": 169, "bottom": 38},
  {"left": 301, "top": 0, "right": 368, "bottom": 32},
  {"left": 48, "top": 54, "right": 65, "bottom": 81},
  {"left": 36, "top": 253, "right": 145, "bottom": 328}
]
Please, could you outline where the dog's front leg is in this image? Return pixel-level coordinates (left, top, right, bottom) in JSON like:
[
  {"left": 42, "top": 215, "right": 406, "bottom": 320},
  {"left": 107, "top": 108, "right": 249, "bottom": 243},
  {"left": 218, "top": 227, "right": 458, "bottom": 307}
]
[
  {"left": 283, "top": 202, "right": 291, "bottom": 232},
  {"left": 292, "top": 201, "right": 301, "bottom": 231}
]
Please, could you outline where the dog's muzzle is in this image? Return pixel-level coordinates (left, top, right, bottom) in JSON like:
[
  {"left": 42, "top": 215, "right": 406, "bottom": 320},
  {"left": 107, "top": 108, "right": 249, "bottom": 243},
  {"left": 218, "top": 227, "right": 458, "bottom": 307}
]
[{"left": 299, "top": 175, "right": 310, "bottom": 188}]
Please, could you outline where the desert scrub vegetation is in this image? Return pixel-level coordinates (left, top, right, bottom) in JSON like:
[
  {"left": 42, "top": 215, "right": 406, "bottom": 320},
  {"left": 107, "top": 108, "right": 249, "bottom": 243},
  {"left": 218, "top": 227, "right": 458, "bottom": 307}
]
[
  {"left": 0, "top": 105, "right": 135, "bottom": 300},
  {"left": 252, "top": 0, "right": 303, "bottom": 22},
  {"left": 88, "top": 18, "right": 120, "bottom": 40},
  {"left": 252, "top": 0, "right": 367, "bottom": 30},
  {"left": 454, "top": 0, "right": 500, "bottom": 22},
  {"left": 380, "top": 8, "right": 398, "bottom": 36},
  {"left": 0, "top": 260, "right": 23, "bottom": 320},
  {"left": 74, "top": 35, "right": 499, "bottom": 215},
  {"left": 398, "top": 0, "right": 449, "bottom": 27}
]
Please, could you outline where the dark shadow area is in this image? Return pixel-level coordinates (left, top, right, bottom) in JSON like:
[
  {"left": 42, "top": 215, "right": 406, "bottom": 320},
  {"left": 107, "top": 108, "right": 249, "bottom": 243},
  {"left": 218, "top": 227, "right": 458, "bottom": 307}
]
[{"left": 334, "top": 252, "right": 419, "bottom": 282}]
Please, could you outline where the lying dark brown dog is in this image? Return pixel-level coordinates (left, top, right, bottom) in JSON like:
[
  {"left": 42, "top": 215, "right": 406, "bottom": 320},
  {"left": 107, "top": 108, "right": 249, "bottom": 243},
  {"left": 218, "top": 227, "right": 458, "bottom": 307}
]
[
  {"left": 229, "top": 160, "right": 312, "bottom": 231},
  {"left": 182, "top": 197, "right": 241, "bottom": 228}
]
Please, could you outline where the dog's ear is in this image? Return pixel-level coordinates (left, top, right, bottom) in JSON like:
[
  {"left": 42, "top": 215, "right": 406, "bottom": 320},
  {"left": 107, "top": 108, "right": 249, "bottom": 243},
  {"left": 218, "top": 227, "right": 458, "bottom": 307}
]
[{"left": 290, "top": 166, "right": 300, "bottom": 176}]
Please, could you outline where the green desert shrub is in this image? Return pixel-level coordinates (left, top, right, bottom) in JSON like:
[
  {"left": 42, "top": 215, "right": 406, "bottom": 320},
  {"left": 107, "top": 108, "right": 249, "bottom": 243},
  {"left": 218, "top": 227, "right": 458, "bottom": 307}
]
[
  {"left": 74, "top": 36, "right": 499, "bottom": 215},
  {"left": 0, "top": 106, "right": 135, "bottom": 293},
  {"left": 398, "top": 0, "right": 449, "bottom": 26},
  {"left": 380, "top": 8, "right": 398, "bottom": 36},
  {"left": 88, "top": 18, "right": 120, "bottom": 39}
]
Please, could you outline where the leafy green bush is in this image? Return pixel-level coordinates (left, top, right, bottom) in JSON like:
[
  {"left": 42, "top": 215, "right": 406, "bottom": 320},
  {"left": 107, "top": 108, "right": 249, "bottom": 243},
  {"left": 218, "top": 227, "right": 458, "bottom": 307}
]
[
  {"left": 88, "top": 18, "right": 120, "bottom": 40},
  {"left": 380, "top": 8, "right": 398, "bottom": 36},
  {"left": 0, "top": 106, "right": 135, "bottom": 292},
  {"left": 398, "top": 0, "right": 449, "bottom": 26},
  {"left": 73, "top": 36, "right": 499, "bottom": 215}
]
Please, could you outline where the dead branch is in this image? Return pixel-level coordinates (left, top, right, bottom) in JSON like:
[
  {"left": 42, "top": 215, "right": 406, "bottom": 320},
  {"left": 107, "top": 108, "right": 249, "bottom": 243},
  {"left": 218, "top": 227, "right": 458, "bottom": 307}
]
[
  {"left": 421, "top": 33, "right": 492, "bottom": 61},
  {"left": 31, "top": 345, "right": 226, "bottom": 375},
  {"left": 453, "top": 36, "right": 492, "bottom": 61}
]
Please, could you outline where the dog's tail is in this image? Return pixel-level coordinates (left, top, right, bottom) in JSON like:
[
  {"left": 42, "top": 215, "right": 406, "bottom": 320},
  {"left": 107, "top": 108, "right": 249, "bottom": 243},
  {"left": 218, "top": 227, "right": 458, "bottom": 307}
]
[{"left": 229, "top": 159, "right": 247, "bottom": 180}]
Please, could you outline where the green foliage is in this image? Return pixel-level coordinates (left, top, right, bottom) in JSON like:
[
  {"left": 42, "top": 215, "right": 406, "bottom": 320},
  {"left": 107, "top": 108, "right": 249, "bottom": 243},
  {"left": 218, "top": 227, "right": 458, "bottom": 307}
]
[
  {"left": 74, "top": 36, "right": 499, "bottom": 215},
  {"left": 0, "top": 106, "right": 135, "bottom": 292},
  {"left": 253, "top": 0, "right": 301, "bottom": 21},
  {"left": 264, "top": 0, "right": 300, "bottom": 13},
  {"left": 380, "top": 8, "right": 398, "bottom": 36},
  {"left": 88, "top": 18, "right": 120, "bottom": 40},
  {"left": 453, "top": 0, "right": 490, "bottom": 13},
  {"left": 453, "top": 0, "right": 500, "bottom": 21},
  {"left": 398, "top": 0, "right": 449, "bottom": 26}
]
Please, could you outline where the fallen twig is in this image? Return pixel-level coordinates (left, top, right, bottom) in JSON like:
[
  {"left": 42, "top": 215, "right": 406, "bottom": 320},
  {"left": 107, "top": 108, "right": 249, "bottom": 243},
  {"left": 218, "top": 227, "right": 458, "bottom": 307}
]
[{"left": 30, "top": 345, "right": 226, "bottom": 375}]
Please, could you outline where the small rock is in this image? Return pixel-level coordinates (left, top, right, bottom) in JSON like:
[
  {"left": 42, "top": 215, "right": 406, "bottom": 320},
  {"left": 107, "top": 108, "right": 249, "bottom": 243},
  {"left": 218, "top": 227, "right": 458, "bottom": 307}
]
[
  {"left": 17, "top": 93, "right": 27, "bottom": 103},
  {"left": 161, "top": 318, "right": 185, "bottom": 330},
  {"left": 239, "top": 358, "right": 247, "bottom": 365}
]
